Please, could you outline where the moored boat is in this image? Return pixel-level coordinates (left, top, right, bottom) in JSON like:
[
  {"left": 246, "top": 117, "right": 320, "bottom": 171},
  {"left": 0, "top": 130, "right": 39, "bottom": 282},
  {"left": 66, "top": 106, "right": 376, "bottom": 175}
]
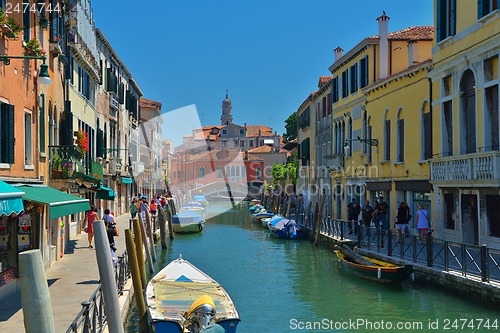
[
  {"left": 267, "top": 218, "right": 301, "bottom": 239},
  {"left": 334, "top": 246, "right": 414, "bottom": 283},
  {"left": 172, "top": 209, "right": 205, "bottom": 233},
  {"left": 193, "top": 195, "right": 209, "bottom": 207},
  {"left": 146, "top": 256, "right": 240, "bottom": 333},
  {"left": 252, "top": 209, "right": 274, "bottom": 222},
  {"left": 261, "top": 214, "right": 284, "bottom": 228}
]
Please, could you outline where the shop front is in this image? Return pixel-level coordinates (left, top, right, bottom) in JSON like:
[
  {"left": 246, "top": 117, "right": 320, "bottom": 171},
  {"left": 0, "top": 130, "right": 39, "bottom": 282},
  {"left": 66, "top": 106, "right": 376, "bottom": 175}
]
[{"left": 0, "top": 181, "right": 25, "bottom": 289}]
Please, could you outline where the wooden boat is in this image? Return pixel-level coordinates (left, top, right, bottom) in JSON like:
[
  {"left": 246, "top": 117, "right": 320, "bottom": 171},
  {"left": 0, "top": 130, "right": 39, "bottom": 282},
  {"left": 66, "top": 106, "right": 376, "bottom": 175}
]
[
  {"left": 172, "top": 209, "right": 205, "bottom": 233},
  {"left": 147, "top": 256, "right": 240, "bottom": 333},
  {"left": 334, "top": 246, "right": 414, "bottom": 283},
  {"left": 252, "top": 209, "right": 274, "bottom": 222}
]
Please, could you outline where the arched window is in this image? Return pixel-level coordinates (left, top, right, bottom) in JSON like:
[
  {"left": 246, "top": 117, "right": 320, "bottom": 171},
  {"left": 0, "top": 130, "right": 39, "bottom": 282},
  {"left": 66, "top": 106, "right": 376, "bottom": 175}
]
[
  {"left": 235, "top": 164, "right": 240, "bottom": 177},
  {"left": 421, "top": 101, "right": 432, "bottom": 160},
  {"left": 396, "top": 109, "right": 404, "bottom": 162},
  {"left": 199, "top": 167, "right": 205, "bottom": 178},
  {"left": 460, "top": 69, "right": 476, "bottom": 154},
  {"left": 217, "top": 167, "right": 223, "bottom": 178},
  {"left": 256, "top": 166, "right": 262, "bottom": 180},
  {"left": 241, "top": 165, "right": 246, "bottom": 178}
]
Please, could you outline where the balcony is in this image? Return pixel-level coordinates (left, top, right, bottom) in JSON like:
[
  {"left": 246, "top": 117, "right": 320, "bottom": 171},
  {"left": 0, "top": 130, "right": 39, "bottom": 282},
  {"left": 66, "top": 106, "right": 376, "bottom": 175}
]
[
  {"left": 49, "top": 146, "right": 103, "bottom": 183},
  {"left": 430, "top": 151, "right": 500, "bottom": 186}
]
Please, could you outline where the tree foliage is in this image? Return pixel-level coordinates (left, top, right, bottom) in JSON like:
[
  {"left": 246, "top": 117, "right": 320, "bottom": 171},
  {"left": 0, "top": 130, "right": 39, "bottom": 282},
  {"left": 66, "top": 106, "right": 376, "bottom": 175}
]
[{"left": 283, "top": 112, "right": 297, "bottom": 143}]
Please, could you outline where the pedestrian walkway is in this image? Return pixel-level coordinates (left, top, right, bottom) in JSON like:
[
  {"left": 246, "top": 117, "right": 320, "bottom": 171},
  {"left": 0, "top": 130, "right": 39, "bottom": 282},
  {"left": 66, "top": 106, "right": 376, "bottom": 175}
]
[{"left": 0, "top": 213, "right": 131, "bottom": 333}]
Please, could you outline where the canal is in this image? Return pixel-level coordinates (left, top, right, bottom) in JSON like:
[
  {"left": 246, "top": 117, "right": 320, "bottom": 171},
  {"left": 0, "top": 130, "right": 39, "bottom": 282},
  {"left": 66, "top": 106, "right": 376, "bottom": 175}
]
[{"left": 126, "top": 203, "right": 500, "bottom": 332}]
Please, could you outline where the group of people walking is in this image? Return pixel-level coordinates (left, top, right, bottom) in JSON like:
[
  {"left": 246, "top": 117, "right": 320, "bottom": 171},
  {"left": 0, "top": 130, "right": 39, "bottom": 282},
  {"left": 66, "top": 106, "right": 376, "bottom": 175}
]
[
  {"left": 83, "top": 205, "right": 118, "bottom": 252},
  {"left": 347, "top": 196, "right": 430, "bottom": 244}
]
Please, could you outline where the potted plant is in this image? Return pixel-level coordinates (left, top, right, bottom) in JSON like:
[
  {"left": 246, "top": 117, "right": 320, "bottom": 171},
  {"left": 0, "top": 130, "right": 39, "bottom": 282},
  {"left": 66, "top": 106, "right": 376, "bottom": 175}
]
[
  {"left": 1, "top": 9, "right": 23, "bottom": 39},
  {"left": 62, "top": 160, "right": 73, "bottom": 178},
  {"left": 52, "top": 155, "right": 62, "bottom": 178},
  {"left": 23, "top": 39, "right": 45, "bottom": 57},
  {"left": 75, "top": 129, "right": 89, "bottom": 158}
]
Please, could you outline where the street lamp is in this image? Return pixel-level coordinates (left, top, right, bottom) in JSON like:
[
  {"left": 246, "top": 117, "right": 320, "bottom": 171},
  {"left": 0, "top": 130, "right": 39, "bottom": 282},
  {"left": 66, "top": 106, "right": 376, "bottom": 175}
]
[
  {"left": 0, "top": 55, "right": 52, "bottom": 85},
  {"left": 344, "top": 136, "right": 379, "bottom": 151}
]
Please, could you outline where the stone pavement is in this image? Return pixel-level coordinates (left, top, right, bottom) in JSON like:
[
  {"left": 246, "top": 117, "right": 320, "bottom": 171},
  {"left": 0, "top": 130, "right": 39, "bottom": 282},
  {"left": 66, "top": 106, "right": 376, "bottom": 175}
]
[{"left": 0, "top": 212, "right": 132, "bottom": 333}]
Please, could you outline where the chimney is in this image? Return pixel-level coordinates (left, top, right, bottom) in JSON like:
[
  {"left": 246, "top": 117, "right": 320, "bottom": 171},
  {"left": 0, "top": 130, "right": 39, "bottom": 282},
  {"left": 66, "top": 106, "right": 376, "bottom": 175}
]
[
  {"left": 377, "top": 11, "right": 390, "bottom": 79},
  {"left": 334, "top": 47, "right": 343, "bottom": 61},
  {"left": 407, "top": 40, "right": 418, "bottom": 67}
]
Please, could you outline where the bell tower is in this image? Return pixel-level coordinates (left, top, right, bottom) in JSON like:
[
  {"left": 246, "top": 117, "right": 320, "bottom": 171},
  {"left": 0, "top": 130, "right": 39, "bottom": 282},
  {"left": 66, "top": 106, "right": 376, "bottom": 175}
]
[{"left": 221, "top": 90, "right": 233, "bottom": 126}]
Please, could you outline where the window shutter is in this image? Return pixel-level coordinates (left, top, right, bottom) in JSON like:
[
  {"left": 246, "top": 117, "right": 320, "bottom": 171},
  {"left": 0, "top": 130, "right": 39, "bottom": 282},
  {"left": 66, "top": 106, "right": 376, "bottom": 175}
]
[
  {"left": 60, "top": 101, "right": 73, "bottom": 146},
  {"left": 7, "top": 104, "right": 14, "bottom": 164},
  {"left": 385, "top": 120, "right": 391, "bottom": 161},
  {"left": 424, "top": 112, "right": 433, "bottom": 159},
  {"left": 119, "top": 83, "right": 125, "bottom": 104},
  {"left": 39, "top": 94, "right": 45, "bottom": 153},
  {"left": 96, "top": 128, "right": 104, "bottom": 158},
  {"left": 436, "top": 0, "right": 443, "bottom": 42},
  {"left": 450, "top": 0, "right": 456, "bottom": 36},
  {"left": 398, "top": 119, "right": 404, "bottom": 162}
]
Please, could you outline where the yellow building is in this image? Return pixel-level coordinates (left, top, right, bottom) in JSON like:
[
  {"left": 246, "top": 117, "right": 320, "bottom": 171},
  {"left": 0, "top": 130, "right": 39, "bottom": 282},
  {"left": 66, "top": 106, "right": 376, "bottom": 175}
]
[
  {"left": 327, "top": 12, "right": 433, "bottom": 220},
  {"left": 428, "top": 0, "right": 500, "bottom": 247}
]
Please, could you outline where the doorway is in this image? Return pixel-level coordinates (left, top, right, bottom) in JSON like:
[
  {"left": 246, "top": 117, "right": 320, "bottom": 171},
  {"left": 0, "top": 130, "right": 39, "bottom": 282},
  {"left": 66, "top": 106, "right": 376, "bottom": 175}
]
[{"left": 461, "top": 194, "right": 478, "bottom": 245}]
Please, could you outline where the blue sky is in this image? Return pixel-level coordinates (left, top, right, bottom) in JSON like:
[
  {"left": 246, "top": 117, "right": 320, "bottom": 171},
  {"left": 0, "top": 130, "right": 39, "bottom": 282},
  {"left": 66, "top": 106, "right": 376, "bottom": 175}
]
[{"left": 92, "top": 1, "right": 433, "bottom": 138}]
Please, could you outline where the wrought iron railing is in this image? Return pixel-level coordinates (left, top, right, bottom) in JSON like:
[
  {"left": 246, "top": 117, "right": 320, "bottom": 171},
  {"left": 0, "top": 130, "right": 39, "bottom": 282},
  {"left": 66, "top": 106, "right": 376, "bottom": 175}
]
[
  {"left": 66, "top": 251, "right": 130, "bottom": 333},
  {"left": 304, "top": 217, "right": 500, "bottom": 283}
]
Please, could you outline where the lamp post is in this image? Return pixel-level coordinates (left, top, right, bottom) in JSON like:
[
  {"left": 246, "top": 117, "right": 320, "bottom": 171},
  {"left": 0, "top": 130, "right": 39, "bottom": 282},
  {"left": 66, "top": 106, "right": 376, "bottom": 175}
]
[
  {"left": 0, "top": 55, "right": 52, "bottom": 85},
  {"left": 344, "top": 136, "right": 379, "bottom": 150}
]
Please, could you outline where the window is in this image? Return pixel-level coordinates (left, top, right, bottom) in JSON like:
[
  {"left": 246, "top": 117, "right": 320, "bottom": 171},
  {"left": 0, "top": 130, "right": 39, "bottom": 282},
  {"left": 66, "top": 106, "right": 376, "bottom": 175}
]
[
  {"left": 256, "top": 166, "right": 262, "bottom": 180},
  {"left": 342, "top": 70, "right": 349, "bottom": 98},
  {"left": 486, "top": 195, "right": 500, "bottom": 237},
  {"left": 443, "top": 101, "right": 453, "bottom": 156},
  {"left": 332, "top": 77, "right": 339, "bottom": 103},
  {"left": 25, "top": 112, "right": 33, "bottom": 166},
  {"left": 49, "top": 0, "right": 63, "bottom": 43},
  {"left": 384, "top": 119, "right": 391, "bottom": 161},
  {"left": 485, "top": 85, "right": 499, "bottom": 151},
  {"left": 0, "top": 102, "right": 14, "bottom": 164},
  {"left": 397, "top": 113, "right": 404, "bottom": 162},
  {"left": 222, "top": 129, "right": 227, "bottom": 135},
  {"left": 436, "top": 0, "right": 456, "bottom": 43},
  {"left": 199, "top": 167, "right": 205, "bottom": 178},
  {"left": 240, "top": 129, "right": 244, "bottom": 135},
  {"left": 221, "top": 140, "right": 227, "bottom": 147},
  {"left": 240, "top": 140, "right": 245, "bottom": 148},
  {"left": 241, "top": 166, "right": 246, "bottom": 178},
  {"left": 78, "top": 67, "right": 95, "bottom": 104},
  {"left": 460, "top": 69, "right": 476, "bottom": 154},
  {"left": 360, "top": 56, "right": 369, "bottom": 88},
  {"left": 478, "top": 0, "right": 498, "bottom": 19},
  {"left": 249, "top": 140, "right": 254, "bottom": 147},
  {"left": 317, "top": 102, "right": 320, "bottom": 121},
  {"left": 350, "top": 63, "right": 358, "bottom": 93}
]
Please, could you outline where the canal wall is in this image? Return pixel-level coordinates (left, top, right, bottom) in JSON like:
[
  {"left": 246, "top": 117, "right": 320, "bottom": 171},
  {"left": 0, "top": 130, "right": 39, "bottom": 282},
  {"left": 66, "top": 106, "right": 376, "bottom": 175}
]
[{"left": 312, "top": 231, "right": 500, "bottom": 307}]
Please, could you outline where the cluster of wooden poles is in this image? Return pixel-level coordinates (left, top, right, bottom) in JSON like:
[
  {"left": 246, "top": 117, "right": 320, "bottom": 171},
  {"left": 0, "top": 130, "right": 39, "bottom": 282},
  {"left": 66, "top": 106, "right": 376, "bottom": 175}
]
[{"left": 126, "top": 201, "right": 177, "bottom": 332}]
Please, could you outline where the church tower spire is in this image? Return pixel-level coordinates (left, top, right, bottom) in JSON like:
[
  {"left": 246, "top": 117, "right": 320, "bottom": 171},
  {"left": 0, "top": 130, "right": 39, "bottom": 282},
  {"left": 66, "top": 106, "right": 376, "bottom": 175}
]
[{"left": 221, "top": 90, "right": 233, "bottom": 126}]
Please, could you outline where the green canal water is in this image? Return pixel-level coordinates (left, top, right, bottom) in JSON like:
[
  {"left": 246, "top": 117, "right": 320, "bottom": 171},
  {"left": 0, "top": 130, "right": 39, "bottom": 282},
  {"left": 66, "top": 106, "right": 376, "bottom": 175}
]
[{"left": 126, "top": 203, "right": 500, "bottom": 332}]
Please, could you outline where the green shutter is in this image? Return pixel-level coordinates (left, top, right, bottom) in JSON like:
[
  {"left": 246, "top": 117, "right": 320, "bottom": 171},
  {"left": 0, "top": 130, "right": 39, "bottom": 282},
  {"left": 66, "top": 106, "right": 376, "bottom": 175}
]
[
  {"left": 7, "top": 104, "right": 14, "bottom": 164},
  {"left": 39, "top": 94, "right": 45, "bottom": 153},
  {"left": 96, "top": 128, "right": 104, "bottom": 158},
  {"left": 450, "top": 0, "right": 456, "bottom": 36},
  {"left": 436, "top": 0, "right": 442, "bottom": 42}
]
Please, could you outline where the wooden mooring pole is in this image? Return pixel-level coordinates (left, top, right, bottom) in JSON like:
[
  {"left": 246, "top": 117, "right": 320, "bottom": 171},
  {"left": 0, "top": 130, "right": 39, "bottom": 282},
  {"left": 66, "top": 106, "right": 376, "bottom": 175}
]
[
  {"left": 157, "top": 207, "right": 168, "bottom": 248},
  {"left": 138, "top": 213, "right": 154, "bottom": 273},
  {"left": 145, "top": 209, "right": 156, "bottom": 262},
  {"left": 166, "top": 203, "right": 175, "bottom": 239},
  {"left": 314, "top": 196, "right": 326, "bottom": 246},
  {"left": 133, "top": 218, "right": 147, "bottom": 289}
]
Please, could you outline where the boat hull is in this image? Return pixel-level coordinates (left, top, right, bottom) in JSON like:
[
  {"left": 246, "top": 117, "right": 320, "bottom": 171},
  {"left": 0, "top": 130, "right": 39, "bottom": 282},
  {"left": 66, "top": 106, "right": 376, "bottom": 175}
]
[
  {"left": 147, "top": 257, "right": 240, "bottom": 333},
  {"left": 172, "top": 210, "right": 205, "bottom": 233},
  {"left": 334, "top": 250, "right": 413, "bottom": 283}
]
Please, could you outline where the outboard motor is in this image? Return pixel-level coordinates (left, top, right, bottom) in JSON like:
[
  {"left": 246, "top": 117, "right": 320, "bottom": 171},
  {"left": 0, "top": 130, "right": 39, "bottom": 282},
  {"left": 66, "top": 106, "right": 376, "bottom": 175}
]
[{"left": 184, "top": 295, "right": 217, "bottom": 333}]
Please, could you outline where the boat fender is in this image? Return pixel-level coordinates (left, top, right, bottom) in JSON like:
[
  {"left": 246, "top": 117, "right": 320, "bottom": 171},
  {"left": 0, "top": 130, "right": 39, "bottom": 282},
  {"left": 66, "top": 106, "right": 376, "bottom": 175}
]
[
  {"left": 411, "top": 272, "right": 415, "bottom": 281},
  {"left": 199, "top": 224, "right": 203, "bottom": 231},
  {"left": 377, "top": 268, "right": 382, "bottom": 279}
]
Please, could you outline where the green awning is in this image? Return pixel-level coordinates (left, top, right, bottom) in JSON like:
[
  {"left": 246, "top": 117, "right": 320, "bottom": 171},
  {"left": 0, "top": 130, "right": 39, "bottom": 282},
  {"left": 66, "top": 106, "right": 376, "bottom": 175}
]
[
  {"left": 0, "top": 181, "right": 25, "bottom": 216},
  {"left": 14, "top": 185, "right": 90, "bottom": 219},
  {"left": 96, "top": 186, "right": 116, "bottom": 201},
  {"left": 72, "top": 171, "right": 101, "bottom": 185},
  {"left": 120, "top": 177, "right": 133, "bottom": 184}
]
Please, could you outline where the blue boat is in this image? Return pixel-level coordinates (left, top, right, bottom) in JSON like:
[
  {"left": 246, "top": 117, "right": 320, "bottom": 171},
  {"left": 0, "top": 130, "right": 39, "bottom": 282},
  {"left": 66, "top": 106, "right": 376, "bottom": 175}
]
[
  {"left": 193, "top": 195, "right": 209, "bottom": 207},
  {"left": 268, "top": 218, "right": 301, "bottom": 239},
  {"left": 252, "top": 209, "right": 274, "bottom": 223}
]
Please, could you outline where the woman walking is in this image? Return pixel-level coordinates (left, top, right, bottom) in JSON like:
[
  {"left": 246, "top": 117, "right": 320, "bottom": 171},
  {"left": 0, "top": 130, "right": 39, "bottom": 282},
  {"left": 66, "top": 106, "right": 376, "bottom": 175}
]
[
  {"left": 416, "top": 203, "right": 430, "bottom": 243},
  {"left": 394, "top": 201, "right": 410, "bottom": 243},
  {"left": 84, "top": 205, "right": 98, "bottom": 248}
]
